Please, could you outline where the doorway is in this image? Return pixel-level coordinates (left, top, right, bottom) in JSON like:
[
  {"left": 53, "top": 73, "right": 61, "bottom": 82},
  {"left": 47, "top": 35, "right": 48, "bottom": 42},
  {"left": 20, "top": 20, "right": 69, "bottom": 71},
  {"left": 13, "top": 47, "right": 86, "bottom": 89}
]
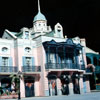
[
  {"left": 48, "top": 79, "right": 57, "bottom": 96},
  {"left": 25, "top": 76, "right": 35, "bottom": 97}
]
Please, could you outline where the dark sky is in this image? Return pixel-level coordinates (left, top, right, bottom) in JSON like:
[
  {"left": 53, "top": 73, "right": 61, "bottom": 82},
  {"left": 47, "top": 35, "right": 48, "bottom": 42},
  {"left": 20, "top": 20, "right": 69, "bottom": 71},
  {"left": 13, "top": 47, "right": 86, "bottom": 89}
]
[{"left": 0, "top": 0, "right": 100, "bottom": 53}]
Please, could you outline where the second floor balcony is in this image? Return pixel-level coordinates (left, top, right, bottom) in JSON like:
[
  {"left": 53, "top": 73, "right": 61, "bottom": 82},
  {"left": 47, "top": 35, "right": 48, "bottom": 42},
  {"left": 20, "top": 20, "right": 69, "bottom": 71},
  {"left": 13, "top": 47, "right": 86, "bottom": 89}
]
[
  {"left": 22, "top": 66, "right": 41, "bottom": 73},
  {"left": 0, "top": 66, "right": 18, "bottom": 73},
  {"left": 45, "top": 63, "right": 85, "bottom": 70}
]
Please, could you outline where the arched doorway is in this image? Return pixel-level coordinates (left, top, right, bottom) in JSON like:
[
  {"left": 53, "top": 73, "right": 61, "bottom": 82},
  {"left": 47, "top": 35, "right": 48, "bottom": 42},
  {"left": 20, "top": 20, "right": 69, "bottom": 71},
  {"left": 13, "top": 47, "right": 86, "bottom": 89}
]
[
  {"left": 47, "top": 74, "right": 57, "bottom": 96},
  {"left": 1, "top": 77, "right": 11, "bottom": 94},
  {"left": 24, "top": 76, "right": 35, "bottom": 97},
  {"left": 86, "top": 64, "right": 96, "bottom": 90},
  {"left": 72, "top": 74, "right": 80, "bottom": 94},
  {"left": 60, "top": 73, "right": 70, "bottom": 95}
]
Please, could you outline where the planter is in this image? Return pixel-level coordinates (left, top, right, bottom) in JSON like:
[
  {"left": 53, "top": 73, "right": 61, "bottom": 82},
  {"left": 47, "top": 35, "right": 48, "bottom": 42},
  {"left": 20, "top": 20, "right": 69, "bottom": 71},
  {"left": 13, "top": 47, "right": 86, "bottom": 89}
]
[{"left": 0, "top": 94, "right": 18, "bottom": 99}]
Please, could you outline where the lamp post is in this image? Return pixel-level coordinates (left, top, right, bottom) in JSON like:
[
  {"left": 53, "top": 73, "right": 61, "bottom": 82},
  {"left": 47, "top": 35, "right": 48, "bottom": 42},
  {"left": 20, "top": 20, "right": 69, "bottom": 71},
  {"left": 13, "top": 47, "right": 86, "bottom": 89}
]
[{"left": 17, "top": 71, "right": 22, "bottom": 100}]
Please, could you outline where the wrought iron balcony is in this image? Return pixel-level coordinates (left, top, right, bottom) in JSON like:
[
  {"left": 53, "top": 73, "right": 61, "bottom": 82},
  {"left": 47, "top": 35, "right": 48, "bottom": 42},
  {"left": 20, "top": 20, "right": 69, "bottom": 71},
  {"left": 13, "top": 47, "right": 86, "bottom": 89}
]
[
  {"left": 0, "top": 66, "right": 18, "bottom": 73},
  {"left": 45, "top": 63, "right": 85, "bottom": 70},
  {"left": 22, "top": 66, "right": 41, "bottom": 72},
  {"left": 95, "top": 66, "right": 100, "bottom": 73}
]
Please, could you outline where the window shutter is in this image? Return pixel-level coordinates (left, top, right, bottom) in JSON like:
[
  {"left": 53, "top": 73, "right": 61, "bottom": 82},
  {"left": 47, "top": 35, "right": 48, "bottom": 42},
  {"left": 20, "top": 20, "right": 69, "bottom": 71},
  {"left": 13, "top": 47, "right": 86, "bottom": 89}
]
[
  {"left": 9, "top": 57, "right": 13, "bottom": 66},
  {"left": 22, "top": 56, "right": 26, "bottom": 66},
  {"left": 9, "top": 57, "right": 13, "bottom": 72},
  {"left": 32, "top": 57, "right": 34, "bottom": 66}
]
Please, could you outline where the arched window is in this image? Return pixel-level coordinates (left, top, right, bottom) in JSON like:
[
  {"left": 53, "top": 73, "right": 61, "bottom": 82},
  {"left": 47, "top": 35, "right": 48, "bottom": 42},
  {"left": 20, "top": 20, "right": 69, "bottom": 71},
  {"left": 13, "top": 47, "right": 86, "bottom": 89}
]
[
  {"left": 86, "top": 56, "right": 91, "bottom": 64},
  {"left": 25, "top": 47, "right": 31, "bottom": 53},
  {"left": 93, "top": 57, "right": 97, "bottom": 66},
  {"left": 2, "top": 47, "right": 8, "bottom": 53}
]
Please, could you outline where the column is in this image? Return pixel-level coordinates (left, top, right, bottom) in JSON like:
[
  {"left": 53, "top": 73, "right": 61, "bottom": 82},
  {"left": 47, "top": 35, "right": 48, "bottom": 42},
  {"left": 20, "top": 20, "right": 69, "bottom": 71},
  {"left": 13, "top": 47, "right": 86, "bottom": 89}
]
[
  {"left": 0, "top": 81, "right": 1, "bottom": 87},
  {"left": 20, "top": 78, "right": 25, "bottom": 98},
  {"left": 80, "top": 49, "right": 85, "bottom": 70},
  {"left": 34, "top": 76, "right": 40, "bottom": 96},
  {"left": 86, "top": 80, "right": 90, "bottom": 93},
  {"left": 79, "top": 74, "right": 84, "bottom": 94},
  {"left": 63, "top": 47, "right": 66, "bottom": 68},
  {"left": 44, "top": 76, "right": 49, "bottom": 96},
  {"left": 47, "top": 46, "right": 50, "bottom": 63},
  {"left": 74, "top": 49, "right": 78, "bottom": 69},
  {"left": 46, "top": 46, "right": 50, "bottom": 69},
  {"left": 56, "top": 78, "right": 62, "bottom": 95},
  {"left": 68, "top": 75, "right": 74, "bottom": 95},
  {"left": 69, "top": 82, "right": 74, "bottom": 95}
]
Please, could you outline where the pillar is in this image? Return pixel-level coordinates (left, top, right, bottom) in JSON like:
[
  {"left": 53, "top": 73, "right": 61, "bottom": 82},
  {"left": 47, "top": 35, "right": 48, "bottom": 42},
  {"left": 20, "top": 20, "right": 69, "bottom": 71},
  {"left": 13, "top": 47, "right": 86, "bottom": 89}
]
[
  {"left": 0, "top": 81, "right": 1, "bottom": 87},
  {"left": 56, "top": 78, "right": 62, "bottom": 95},
  {"left": 34, "top": 76, "right": 40, "bottom": 96},
  {"left": 86, "top": 80, "right": 90, "bottom": 93},
  {"left": 79, "top": 75, "right": 84, "bottom": 94},
  {"left": 20, "top": 78, "right": 25, "bottom": 98},
  {"left": 44, "top": 76, "right": 49, "bottom": 96},
  {"left": 69, "top": 82, "right": 74, "bottom": 95}
]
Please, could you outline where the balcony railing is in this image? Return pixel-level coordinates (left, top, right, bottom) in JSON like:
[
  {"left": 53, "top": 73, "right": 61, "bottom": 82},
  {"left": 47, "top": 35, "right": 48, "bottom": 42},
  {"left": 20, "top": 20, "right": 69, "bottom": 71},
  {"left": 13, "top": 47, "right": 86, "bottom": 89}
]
[
  {"left": 0, "top": 66, "right": 18, "bottom": 73},
  {"left": 22, "top": 66, "right": 41, "bottom": 72},
  {"left": 95, "top": 66, "right": 100, "bottom": 73},
  {"left": 45, "top": 63, "right": 85, "bottom": 70}
]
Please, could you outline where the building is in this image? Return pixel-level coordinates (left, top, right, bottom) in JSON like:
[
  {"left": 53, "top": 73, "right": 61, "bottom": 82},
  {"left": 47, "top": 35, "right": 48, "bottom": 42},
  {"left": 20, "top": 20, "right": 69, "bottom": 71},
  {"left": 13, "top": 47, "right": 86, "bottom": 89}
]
[
  {"left": 0, "top": 0, "right": 94, "bottom": 98},
  {"left": 85, "top": 47, "right": 100, "bottom": 90}
]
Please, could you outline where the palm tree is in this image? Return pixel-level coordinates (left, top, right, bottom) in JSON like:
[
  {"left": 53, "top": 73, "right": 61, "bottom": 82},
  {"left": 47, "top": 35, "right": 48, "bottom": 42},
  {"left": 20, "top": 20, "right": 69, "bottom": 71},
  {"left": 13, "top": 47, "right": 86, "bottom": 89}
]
[{"left": 9, "top": 74, "right": 20, "bottom": 93}]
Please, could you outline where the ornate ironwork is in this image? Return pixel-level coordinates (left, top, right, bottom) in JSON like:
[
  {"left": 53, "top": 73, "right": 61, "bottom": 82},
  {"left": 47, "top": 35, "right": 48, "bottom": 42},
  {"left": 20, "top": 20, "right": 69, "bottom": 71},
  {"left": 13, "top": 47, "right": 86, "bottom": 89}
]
[
  {"left": 45, "top": 63, "right": 85, "bottom": 70},
  {"left": 22, "top": 66, "right": 41, "bottom": 72},
  {"left": 0, "top": 66, "right": 18, "bottom": 72}
]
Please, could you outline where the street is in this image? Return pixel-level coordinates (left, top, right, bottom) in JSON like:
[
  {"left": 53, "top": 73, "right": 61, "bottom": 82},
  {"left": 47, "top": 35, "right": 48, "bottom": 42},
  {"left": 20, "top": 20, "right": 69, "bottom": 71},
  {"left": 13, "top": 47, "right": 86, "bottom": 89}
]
[{"left": 2, "top": 92, "right": 100, "bottom": 100}]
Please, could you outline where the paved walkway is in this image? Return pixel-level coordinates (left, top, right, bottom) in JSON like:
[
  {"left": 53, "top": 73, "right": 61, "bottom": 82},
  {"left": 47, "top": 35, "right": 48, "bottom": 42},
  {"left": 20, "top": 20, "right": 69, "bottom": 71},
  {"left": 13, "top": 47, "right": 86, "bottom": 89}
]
[{"left": 1, "top": 92, "right": 100, "bottom": 100}]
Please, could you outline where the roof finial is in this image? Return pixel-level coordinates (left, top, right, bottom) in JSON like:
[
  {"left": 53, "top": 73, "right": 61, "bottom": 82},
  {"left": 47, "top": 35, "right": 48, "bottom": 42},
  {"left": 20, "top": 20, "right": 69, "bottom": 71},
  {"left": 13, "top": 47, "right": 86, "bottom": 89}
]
[{"left": 38, "top": 0, "right": 41, "bottom": 12}]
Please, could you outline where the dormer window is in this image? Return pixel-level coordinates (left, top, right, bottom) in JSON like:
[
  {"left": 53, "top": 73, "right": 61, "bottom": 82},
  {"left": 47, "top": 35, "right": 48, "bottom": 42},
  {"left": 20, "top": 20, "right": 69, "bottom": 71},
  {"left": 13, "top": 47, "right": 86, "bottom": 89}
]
[
  {"left": 2, "top": 47, "right": 8, "bottom": 53},
  {"left": 25, "top": 47, "right": 31, "bottom": 53},
  {"left": 57, "top": 29, "right": 61, "bottom": 32},
  {"left": 25, "top": 31, "right": 29, "bottom": 39}
]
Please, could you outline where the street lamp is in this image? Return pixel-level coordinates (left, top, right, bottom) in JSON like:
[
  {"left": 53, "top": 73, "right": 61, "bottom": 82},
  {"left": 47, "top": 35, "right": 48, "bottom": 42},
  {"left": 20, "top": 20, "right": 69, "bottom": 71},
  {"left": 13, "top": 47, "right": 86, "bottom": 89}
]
[{"left": 17, "top": 71, "right": 22, "bottom": 100}]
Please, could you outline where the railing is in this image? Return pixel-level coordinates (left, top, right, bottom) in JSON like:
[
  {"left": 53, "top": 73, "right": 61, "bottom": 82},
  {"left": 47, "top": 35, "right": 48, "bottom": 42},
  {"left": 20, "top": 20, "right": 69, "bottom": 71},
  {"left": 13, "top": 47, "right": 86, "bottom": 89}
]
[
  {"left": 95, "top": 66, "right": 100, "bottom": 73},
  {"left": 0, "top": 66, "right": 18, "bottom": 73},
  {"left": 22, "top": 66, "right": 41, "bottom": 72},
  {"left": 45, "top": 63, "right": 85, "bottom": 70}
]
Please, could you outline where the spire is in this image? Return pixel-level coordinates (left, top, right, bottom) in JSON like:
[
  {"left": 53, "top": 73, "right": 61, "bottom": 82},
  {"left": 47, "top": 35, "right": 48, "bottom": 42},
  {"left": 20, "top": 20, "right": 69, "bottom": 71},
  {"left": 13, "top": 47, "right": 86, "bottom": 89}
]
[
  {"left": 33, "top": 0, "right": 46, "bottom": 22},
  {"left": 38, "top": 0, "right": 41, "bottom": 12}
]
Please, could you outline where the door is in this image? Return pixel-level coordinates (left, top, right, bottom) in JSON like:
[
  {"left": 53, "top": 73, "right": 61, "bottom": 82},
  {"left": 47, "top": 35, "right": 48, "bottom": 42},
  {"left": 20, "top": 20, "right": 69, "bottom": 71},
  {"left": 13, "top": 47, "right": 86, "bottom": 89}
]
[
  {"left": 48, "top": 80, "right": 57, "bottom": 96},
  {"left": 25, "top": 78, "right": 34, "bottom": 97}
]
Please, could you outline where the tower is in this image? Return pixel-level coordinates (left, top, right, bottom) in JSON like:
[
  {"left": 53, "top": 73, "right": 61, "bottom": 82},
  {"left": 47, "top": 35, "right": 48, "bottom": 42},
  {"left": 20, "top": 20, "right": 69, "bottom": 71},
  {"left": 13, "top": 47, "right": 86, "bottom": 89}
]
[{"left": 33, "top": 0, "right": 47, "bottom": 34}]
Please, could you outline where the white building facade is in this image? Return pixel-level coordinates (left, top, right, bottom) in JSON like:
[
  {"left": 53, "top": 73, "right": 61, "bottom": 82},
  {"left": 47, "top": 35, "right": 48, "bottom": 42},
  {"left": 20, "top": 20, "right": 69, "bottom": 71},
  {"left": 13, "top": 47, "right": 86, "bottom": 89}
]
[{"left": 0, "top": 0, "right": 91, "bottom": 98}]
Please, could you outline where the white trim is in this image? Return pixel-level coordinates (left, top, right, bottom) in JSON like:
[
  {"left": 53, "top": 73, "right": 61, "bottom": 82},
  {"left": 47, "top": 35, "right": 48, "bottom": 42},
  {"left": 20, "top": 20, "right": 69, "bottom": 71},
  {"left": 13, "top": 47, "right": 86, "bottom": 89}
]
[{"left": 5, "top": 29, "right": 17, "bottom": 39}]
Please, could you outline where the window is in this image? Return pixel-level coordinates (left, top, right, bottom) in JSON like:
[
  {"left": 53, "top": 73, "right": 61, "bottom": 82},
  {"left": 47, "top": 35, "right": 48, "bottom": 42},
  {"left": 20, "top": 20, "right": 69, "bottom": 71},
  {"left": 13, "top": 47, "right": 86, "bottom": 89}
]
[
  {"left": 57, "top": 29, "right": 61, "bottom": 32},
  {"left": 25, "top": 57, "right": 32, "bottom": 66},
  {"left": 93, "top": 57, "right": 97, "bottom": 66},
  {"left": 25, "top": 47, "right": 31, "bottom": 53},
  {"left": 86, "top": 56, "right": 91, "bottom": 64},
  {"left": 2, "top": 47, "right": 8, "bottom": 53},
  {"left": 25, "top": 31, "right": 29, "bottom": 39},
  {"left": 49, "top": 53, "right": 55, "bottom": 63},
  {"left": 2, "top": 57, "right": 8, "bottom": 66}
]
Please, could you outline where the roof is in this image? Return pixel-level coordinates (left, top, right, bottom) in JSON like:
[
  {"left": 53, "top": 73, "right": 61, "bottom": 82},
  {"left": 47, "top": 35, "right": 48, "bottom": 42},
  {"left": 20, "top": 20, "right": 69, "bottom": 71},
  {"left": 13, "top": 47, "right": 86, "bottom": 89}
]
[
  {"left": 33, "top": 11, "right": 46, "bottom": 22},
  {"left": 85, "top": 47, "right": 99, "bottom": 54}
]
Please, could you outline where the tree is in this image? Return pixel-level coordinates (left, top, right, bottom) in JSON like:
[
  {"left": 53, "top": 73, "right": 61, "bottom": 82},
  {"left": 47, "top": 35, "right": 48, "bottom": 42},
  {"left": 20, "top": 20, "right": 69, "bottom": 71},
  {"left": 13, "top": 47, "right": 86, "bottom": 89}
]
[{"left": 9, "top": 74, "right": 20, "bottom": 93}]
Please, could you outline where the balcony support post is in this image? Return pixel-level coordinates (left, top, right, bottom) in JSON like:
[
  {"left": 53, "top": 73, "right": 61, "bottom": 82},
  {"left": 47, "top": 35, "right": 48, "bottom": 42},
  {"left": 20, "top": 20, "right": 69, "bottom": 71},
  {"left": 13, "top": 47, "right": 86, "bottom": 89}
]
[{"left": 63, "top": 47, "right": 66, "bottom": 65}]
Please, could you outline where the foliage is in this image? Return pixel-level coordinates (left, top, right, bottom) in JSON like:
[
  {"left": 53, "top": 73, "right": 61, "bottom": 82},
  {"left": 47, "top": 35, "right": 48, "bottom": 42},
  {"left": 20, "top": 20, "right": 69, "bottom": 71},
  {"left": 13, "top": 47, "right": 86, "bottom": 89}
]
[
  {"left": 0, "top": 87, "right": 3, "bottom": 95},
  {"left": 9, "top": 74, "right": 20, "bottom": 93}
]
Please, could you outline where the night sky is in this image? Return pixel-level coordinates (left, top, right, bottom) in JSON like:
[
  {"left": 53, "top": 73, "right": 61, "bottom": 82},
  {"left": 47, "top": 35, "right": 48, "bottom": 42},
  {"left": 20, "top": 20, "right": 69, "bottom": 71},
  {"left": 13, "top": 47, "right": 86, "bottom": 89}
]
[{"left": 0, "top": 0, "right": 100, "bottom": 53}]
